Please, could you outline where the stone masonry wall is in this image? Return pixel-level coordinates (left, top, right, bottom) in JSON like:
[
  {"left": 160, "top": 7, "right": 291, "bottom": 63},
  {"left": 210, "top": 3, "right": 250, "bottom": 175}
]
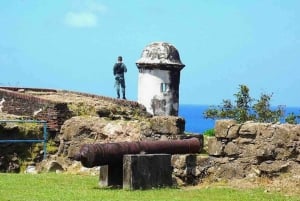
[
  {"left": 171, "top": 120, "right": 299, "bottom": 186},
  {"left": 0, "top": 87, "right": 148, "bottom": 134},
  {"left": 0, "top": 88, "right": 71, "bottom": 133},
  {"left": 207, "top": 120, "right": 300, "bottom": 180}
]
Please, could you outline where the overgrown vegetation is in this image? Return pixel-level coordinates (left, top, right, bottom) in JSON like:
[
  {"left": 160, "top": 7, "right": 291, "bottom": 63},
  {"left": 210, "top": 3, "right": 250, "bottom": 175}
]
[
  {"left": 0, "top": 121, "right": 56, "bottom": 173},
  {"left": 68, "top": 102, "right": 97, "bottom": 116},
  {"left": 203, "top": 128, "right": 215, "bottom": 137},
  {"left": 204, "top": 84, "right": 299, "bottom": 123},
  {"left": 285, "top": 112, "right": 300, "bottom": 124},
  {"left": 0, "top": 173, "right": 298, "bottom": 201}
]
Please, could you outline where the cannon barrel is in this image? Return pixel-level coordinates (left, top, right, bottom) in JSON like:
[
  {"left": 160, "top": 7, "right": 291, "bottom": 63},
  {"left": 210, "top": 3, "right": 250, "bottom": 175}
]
[{"left": 74, "top": 137, "right": 202, "bottom": 168}]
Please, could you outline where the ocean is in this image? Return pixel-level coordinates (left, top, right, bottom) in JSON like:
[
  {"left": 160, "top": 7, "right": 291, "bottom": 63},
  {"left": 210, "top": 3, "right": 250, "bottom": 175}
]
[{"left": 179, "top": 104, "right": 300, "bottom": 134}]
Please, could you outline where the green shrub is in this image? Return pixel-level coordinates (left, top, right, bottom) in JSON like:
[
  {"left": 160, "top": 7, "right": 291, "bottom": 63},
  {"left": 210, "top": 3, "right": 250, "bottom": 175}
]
[
  {"left": 285, "top": 112, "right": 300, "bottom": 124},
  {"left": 203, "top": 128, "right": 215, "bottom": 136},
  {"left": 204, "top": 84, "right": 284, "bottom": 123}
]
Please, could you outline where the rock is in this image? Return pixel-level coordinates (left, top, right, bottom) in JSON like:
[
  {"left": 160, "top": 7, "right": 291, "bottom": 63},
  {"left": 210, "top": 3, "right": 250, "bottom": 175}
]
[
  {"left": 139, "top": 121, "right": 153, "bottom": 137},
  {"left": 275, "top": 148, "right": 291, "bottom": 160},
  {"left": 172, "top": 154, "right": 212, "bottom": 186},
  {"left": 58, "top": 116, "right": 142, "bottom": 157},
  {"left": 256, "top": 144, "right": 276, "bottom": 160},
  {"left": 150, "top": 116, "right": 185, "bottom": 135},
  {"left": 227, "top": 125, "right": 240, "bottom": 139},
  {"left": 237, "top": 157, "right": 259, "bottom": 165},
  {"left": 235, "top": 137, "right": 254, "bottom": 144},
  {"left": 258, "top": 161, "right": 290, "bottom": 175},
  {"left": 7, "top": 161, "right": 20, "bottom": 173},
  {"left": 250, "top": 166, "right": 261, "bottom": 176},
  {"left": 96, "top": 106, "right": 111, "bottom": 117},
  {"left": 207, "top": 137, "right": 224, "bottom": 156},
  {"left": 215, "top": 119, "right": 238, "bottom": 138},
  {"left": 159, "top": 135, "right": 169, "bottom": 141},
  {"left": 297, "top": 155, "right": 300, "bottom": 162},
  {"left": 213, "top": 157, "right": 229, "bottom": 164},
  {"left": 24, "top": 166, "right": 37, "bottom": 174},
  {"left": 213, "top": 162, "right": 247, "bottom": 179},
  {"left": 272, "top": 124, "right": 290, "bottom": 145},
  {"left": 224, "top": 142, "right": 240, "bottom": 156},
  {"left": 47, "top": 161, "right": 64, "bottom": 172},
  {"left": 80, "top": 166, "right": 100, "bottom": 176},
  {"left": 255, "top": 123, "right": 274, "bottom": 140},
  {"left": 171, "top": 155, "right": 187, "bottom": 169},
  {"left": 239, "top": 122, "right": 258, "bottom": 136}
]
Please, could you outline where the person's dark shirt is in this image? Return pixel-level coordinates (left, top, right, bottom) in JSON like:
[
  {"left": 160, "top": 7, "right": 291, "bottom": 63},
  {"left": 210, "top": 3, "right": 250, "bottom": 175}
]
[{"left": 113, "top": 63, "right": 127, "bottom": 78}]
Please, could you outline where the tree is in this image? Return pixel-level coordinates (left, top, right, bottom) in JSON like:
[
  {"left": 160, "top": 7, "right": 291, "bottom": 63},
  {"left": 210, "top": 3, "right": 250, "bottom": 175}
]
[
  {"left": 285, "top": 113, "right": 300, "bottom": 124},
  {"left": 204, "top": 84, "right": 284, "bottom": 123},
  {"left": 252, "top": 93, "right": 284, "bottom": 123},
  {"left": 233, "top": 85, "right": 254, "bottom": 122}
]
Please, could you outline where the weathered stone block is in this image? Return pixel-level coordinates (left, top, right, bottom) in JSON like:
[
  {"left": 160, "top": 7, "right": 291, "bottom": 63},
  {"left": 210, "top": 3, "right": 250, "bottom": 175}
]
[
  {"left": 256, "top": 144, "right": 276, "bottom": 160},
  {"left": 291, "top": 125, "right": 300, "bottom": 141},
  {"left": 172, "top": 154, "right": 211, "bottom": 185},
  {"left": 212, "top": 156, "right": 229, "bottom": 164},
  {"left": 227, "top": 124, "right": 240, "bottom": 139},
  {"left": 171, "top": 154, "right": 187, "bottom": 169},
  {"left": 208, "top": 137, "right": 224, "bottom": 156},
  {"left": 272, "top": 124, "right": 290, "bottom": 145},
  {"left": 213, "top": 162, "right": 247, "bottom": 179},
  {"left": 297, "top": 154, "right": 300, "bottom": 162},
  {"left": 240, "top": 144, "right": 257, "bottom": 158},
  {"left": 256, "top": 123, "right": 274, "bottom": 139},
  {"left": 184, "top": 155, "right": 199, "bottom": 184},
  {"left": 224, "top": 142, "right": 240, "bottom": 156},
  {"left": 258, "top": 160, "right": 290, "bottom": 175},
  {"left": 237, "top": 156, "right": 259, "bottom": 165},
  {"left": 150, "top": 116, "right": 185, "bottom": 135},
  {"left": 123, "top": 154, "right": 172, "bottom": 190},
  {"left": 215, "top": 119, "right": 238, "bottom": 138},
  {"left": 235, "top": 137, "right": 254, "bottom": 144},
  {"left": 275, "top": 147, "right": 291, "bottom": 160},
  {"left": 239, "top": 122, "right": 258, "bottom": 136}
]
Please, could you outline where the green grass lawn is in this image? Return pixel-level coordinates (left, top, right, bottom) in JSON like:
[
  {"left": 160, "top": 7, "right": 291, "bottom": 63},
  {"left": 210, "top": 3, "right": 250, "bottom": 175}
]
[{"left": 0, "top": 173, "right": 298, "bottom": 201}]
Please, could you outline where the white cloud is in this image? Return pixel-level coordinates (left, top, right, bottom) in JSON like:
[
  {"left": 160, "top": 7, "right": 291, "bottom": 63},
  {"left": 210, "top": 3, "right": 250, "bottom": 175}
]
[
  {"left": 64, "top": 12, "right": 98, "bottom": 28},
  {"left": 64, "top": 1, "right": 108, "bottom": 28}
]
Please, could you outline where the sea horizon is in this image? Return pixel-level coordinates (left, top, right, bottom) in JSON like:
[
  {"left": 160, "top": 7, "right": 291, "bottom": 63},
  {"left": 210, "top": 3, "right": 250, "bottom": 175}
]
[{"left": 179, "top": 104, "right": 300, "bottom": 134}]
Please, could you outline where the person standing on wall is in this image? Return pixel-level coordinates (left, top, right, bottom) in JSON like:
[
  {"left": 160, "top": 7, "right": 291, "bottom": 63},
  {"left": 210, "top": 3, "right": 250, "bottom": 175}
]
[{"left": 113, "top": 56, "right": 127, "bottom": 99}]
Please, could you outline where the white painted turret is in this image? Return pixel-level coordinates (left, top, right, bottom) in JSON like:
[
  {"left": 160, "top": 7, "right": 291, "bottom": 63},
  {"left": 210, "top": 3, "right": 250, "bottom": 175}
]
[
  {"left": 136, "top": 42, "right": 185, "bottom": 116},
  {"left": 0, "top": 98, "right": 5, "bottom": 112}
]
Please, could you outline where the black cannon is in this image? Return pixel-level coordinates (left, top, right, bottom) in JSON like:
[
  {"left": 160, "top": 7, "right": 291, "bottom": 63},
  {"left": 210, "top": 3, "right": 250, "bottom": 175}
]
[{"left": 74, "top": 137, "right": 202, "bottom": 168}]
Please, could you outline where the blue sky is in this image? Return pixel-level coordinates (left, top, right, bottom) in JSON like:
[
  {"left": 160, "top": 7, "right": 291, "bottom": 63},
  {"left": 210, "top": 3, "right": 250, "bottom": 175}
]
[{"left": 0, "top": 0, "right": 299, "bottom": 106}]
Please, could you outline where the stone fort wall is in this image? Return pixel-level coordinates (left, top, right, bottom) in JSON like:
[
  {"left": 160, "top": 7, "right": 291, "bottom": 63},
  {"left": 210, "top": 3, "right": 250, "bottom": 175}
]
[
  {"left": 0, "top": 87, "right": 70, "bottom": 133},
  {"left": 1, "top": 86, "right": 299, "bottom": 184},
  {"left": 0, "top": 87, "right": 146, "bottom": 134},
  {"left": 209, "top": 119, "right": 300, "bottom": 178},
  {"left": 172, "top": 120, "right": 300, "bottom": 185}
]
